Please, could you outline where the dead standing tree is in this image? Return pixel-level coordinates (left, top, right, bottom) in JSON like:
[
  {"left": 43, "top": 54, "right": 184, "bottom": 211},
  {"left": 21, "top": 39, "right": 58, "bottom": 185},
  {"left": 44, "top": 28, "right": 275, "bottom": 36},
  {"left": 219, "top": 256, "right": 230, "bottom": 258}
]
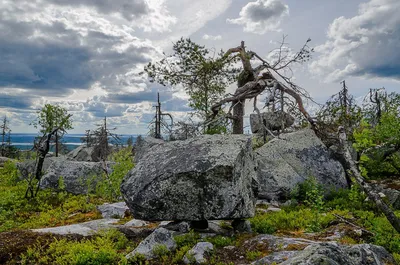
[{"left": 210, "top": 38, "right": 315, "bottom": 135}]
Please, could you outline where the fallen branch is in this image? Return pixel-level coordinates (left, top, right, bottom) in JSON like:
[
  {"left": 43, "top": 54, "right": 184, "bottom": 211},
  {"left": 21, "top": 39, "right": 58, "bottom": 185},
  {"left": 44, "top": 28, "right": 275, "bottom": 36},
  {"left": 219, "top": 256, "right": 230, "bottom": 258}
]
[{"left": 337, "top": 126, "right": 400, "bottom": 233}]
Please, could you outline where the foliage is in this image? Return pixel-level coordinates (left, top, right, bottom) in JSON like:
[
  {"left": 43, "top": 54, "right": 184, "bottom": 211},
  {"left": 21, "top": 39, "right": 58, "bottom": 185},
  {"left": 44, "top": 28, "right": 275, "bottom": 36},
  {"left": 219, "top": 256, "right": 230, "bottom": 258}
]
[
  {"left": 20, "top": 229, "right": 131, "bottom": 265},
  {"left": 95, "top": 147, "right": 134, "bottom": 201},
  {"left": 316, "top": 85, "right": 362, "bottom": 144},
  {"left": 290, "top": 176, "right": 324, "bottom": 210},
  {"left": 245, "top": 251, "right": 263, "bottom": 261},
  {"left": 0, "top": 161, "right": 108, "bottom": 232},
  {"left": 144, "top": 38, "right": 239, "bottom": 125},
  {"left": 250, "top": 208, "right": 335, "bottom": 234},
  {"left": 205, "top": 235, "right": 234, "bottom": 248},
  {"left": 0, "top": 115, "right": 19, "bottom": 158},
  {"left": 31, "top": 104, "right": 73, "bottom": 156},
  {"left": 353, "top": 94, "right": 400, "bottom": 179},
  {"left": 174, "top": 230, "right": 200, "bottom": 248}
]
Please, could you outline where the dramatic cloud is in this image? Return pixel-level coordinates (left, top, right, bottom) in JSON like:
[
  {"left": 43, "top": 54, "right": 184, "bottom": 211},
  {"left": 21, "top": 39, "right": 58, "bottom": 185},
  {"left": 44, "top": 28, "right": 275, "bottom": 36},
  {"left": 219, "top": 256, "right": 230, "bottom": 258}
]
[
  {"left": 227, "top": 0, "right": 289, "bottom": 34},
  {"left": 310, "top": 0, "right": 400, "bottom": 82},
  {"left": 49, "top": 0, "right": 149, "bottom": 20},
  {"left": 202, "top": 34, "right": 222, "bottom": 40}
]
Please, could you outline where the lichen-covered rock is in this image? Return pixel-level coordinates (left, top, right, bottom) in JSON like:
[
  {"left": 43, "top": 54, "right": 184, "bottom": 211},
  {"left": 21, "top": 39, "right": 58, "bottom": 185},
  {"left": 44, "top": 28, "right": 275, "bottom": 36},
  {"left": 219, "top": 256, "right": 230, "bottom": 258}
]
[
  {"left": 121, "top": 135, "right": 258, "bottom": 221},
  {"left": 255, "top": 129, "right": 347, "bottom": 201},
  {"left": 279, "top": 243, "right": 395, "bottom": 265},
  {"left": 183, "top": 242, "right": 214, "bottom": 264},
  {"left": 97, "top": 202, "right": 130, "bottom": 219},
  {"left": 125, "top": 228, "right": 176, "bottom": 260},
  {"left": 39, "top": 160, "right": 113, "bottom": 194},
  {"left": 370, "top": 181, "right": 400, "bottom": 210},
  {"left": 17, "top": 157, "right": 58, "bottom": 177},
  {"left": 66, "top": 145, "right": 99, "bottom": 162},
  {"left": 250, "top": 111, "right": 295, "bottom": 133},
  {"left": 133, "top": 136, "right": 164, "bottom": 164}
]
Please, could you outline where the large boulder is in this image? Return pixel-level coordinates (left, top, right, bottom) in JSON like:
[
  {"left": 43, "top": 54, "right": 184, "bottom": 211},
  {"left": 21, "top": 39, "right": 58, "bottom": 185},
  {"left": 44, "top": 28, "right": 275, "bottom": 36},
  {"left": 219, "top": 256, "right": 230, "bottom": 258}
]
[
  {"left": 121, "top": 135, "right": 258, "bottom": 221},
  {"left": 66, "top": 145, "right": 99, "bottom": 162},
  {"left": 16, "top": 157, "right": 59, "bottom": 178},
  {"left": 39, "top": 160, "right": 113, "bottom": 194},
  {"left": 280, "top": 243, "right": 395, "bottom": 265},
  {"left": 255, "top": 129, "right": 347, "bottom": 201},
  {"left": 250, "top": 111, "right": 295, "bottom": 133},
  {"left": 133, "top": 136, "right": 164, "bottom": 164}
]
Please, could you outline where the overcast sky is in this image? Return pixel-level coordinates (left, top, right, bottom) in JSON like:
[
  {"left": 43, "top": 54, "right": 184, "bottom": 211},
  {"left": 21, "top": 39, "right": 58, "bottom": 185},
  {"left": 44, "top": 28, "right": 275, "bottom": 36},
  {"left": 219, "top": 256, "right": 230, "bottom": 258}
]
[{"left": 0, "top": 0, "right": 399, "bottom": 134}]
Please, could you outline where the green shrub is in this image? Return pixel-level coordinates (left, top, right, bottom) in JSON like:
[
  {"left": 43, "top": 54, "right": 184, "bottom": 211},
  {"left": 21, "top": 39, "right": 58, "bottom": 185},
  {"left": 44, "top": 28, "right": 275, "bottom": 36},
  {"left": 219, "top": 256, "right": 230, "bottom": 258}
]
[
  {"left": 205, "top": 235, "right": 234, "bottom": 248},
  {"left": 174, "top": 230, "right": 200, "bottom": 248},
  {"left": 20, "top": 229, "right": 130, "bottom": 265},
  {"left": 245, "top": 250, "right": 263, "bottom": 261},
  {"left": 96, "top": 147, "right": 134, "bottom": 200},
  {"left": 250, "top": 208, "right": 335, "bottom": 234}
]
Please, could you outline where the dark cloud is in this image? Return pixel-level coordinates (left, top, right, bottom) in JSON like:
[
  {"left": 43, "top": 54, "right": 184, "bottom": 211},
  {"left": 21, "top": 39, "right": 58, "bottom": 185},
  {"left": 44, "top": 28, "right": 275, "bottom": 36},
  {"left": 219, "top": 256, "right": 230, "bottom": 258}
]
[
  {"left": 48, "top": 0, "right": 149, "bottom": 20},
  {"left": 246, "top": 0, "right": 288, "bottom": 22},
  {"left": 0, "top": 17, "right": 156, "bottom": 95},
  {"left": 0, "top": 94, "right": 34, "bottom": 109}
]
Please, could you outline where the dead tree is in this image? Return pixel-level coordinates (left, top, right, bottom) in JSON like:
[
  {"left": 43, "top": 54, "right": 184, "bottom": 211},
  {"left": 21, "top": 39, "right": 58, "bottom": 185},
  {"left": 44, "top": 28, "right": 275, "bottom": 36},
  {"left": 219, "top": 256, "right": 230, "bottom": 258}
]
[
  {"left": 210, "top": 38, "right": 315, "bottom": 134},
  {"left": 337, "top": 126, "right": 400, "bottom": 233},
  {"left": 149, "top": 93, "right": 173, "bottom": 139}
]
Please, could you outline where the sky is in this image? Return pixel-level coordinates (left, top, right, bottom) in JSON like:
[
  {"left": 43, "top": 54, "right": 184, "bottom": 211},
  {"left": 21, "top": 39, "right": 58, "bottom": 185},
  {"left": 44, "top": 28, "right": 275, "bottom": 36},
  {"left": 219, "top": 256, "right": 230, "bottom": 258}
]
[{"left": 0, "top": 0, "right": 399, "bottom": 134}]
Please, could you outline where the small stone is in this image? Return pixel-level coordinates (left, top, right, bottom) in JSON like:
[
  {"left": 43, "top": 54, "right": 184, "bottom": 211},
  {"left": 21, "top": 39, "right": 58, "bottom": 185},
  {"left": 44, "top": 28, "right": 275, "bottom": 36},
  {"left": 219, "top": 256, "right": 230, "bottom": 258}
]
[
  {"left": 126, "top": 227, "right": 177, "bottom": 260},
  {"left": 97, "top": 202, "right": 130, "bottom": 219},
  {"left": 124, "top": 219, "right": 148, "bottom": 227},
  {"left": 183, "top": 242, "right": 214, "bottom": 264}
]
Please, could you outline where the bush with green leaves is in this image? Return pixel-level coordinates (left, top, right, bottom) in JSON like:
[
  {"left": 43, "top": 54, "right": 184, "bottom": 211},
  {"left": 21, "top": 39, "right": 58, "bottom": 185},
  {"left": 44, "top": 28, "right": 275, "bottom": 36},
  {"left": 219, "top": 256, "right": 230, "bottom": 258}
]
[
  {"left": 20, "top": 229, "right": 131, "bottom": 265},
  {"left": 95, "top": 147, "right": 134, "bottom": 200}
]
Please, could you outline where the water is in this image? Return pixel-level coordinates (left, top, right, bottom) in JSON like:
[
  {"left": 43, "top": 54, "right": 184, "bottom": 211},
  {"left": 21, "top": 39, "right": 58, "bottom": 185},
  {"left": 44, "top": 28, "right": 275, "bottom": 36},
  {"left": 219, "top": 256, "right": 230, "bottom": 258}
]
[{"left": 6, "top": 133, "right": 138, "bottom": 151}]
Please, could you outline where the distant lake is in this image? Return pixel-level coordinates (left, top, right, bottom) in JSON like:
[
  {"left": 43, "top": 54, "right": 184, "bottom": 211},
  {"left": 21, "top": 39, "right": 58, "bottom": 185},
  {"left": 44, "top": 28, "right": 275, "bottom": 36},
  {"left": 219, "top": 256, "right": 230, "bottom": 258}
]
[{"left": 7, "top": 133, "right": 138, "bottom": 151}]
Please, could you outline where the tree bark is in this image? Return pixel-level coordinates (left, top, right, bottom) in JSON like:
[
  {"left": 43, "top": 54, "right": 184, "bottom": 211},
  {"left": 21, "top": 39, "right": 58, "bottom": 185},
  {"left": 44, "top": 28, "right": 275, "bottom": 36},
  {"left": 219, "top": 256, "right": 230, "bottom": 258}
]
[
  {"left": 232, "top": 100, "right": 244, "bottom": 134},
  {"left": 337, "top": 126, "right": 400, "bottom": 233}
]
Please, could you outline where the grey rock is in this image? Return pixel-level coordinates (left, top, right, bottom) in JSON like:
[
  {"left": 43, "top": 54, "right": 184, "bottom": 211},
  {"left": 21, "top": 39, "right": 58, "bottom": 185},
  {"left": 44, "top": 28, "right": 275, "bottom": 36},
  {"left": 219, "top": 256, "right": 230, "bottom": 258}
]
[
  {"left": 97, "top": 202, "right": 130, "bottom": 219},
  {"left": 17, "top": 157, "right": 59, "bottom": 178},
  {"left": 39, "top": 160, "right": 114, "bottom": 194},
  {"left": 279, "top": 243, "right": 395, "bottom": 265},
  {"left": 32, "top": 219, "right": 119, "bottom": 236},
  {"left": 121, "top": 135, "right": 258, "bottom": 221},
  {"left": 133, "top": 136, "right": 164, "bottom": 164},
  {"left": 160, "top": 221, "right": 191, "bottom": 233},
  {"left": 370, "top": 182, "right": 400, "bottom": 210},
  {"left": 249, "top": 234, "right": 319, "bottom": 251},
  {"left": 252, "top": 251, "right": 298, "bottom": 265},
  {"left": 126, "top": 227, "right": 177, "bottom": 260},
  {"left": 183, "top": 242, "right": 214, "bottom": 264},
  {"left": 66, "top": 145, "right": 99, "bottom": 162},
  {"left": 124, "top": 219, "right": 149, "bottom": 227},
  {"left": 0, "top": 156, "right": 13, "bottom": 167},
  {"left": 256, "top": 129, "right": 347, "bottom": 201},
  {"left": 250, "top": 111, "right": 295, "bottom": 133},
  {"left": 232, "top": 219, "right": 252, "bottom": 233}
]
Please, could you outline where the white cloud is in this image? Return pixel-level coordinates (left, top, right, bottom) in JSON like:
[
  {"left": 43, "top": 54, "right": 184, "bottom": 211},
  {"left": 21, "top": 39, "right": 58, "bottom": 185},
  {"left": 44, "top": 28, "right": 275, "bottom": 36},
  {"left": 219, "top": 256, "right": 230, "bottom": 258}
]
[
  {"left": 309, "top": 0, "right": 400, "bottom": 82},
  {"left": 226, "top": 0, "right": 289, "bottom": 34},
  {"left": 202, "top": 34, "right": 222, "bottom": 40}
]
